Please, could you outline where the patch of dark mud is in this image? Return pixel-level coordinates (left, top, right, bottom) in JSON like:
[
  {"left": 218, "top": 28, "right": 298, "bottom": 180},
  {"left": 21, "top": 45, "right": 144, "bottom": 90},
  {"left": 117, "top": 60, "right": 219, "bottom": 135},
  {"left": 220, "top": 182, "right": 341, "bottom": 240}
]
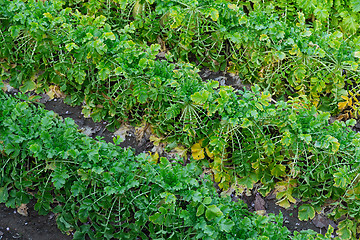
[
  {"left": 235, "top": 190, "right": 337, "bottom": 237},
  {"left": 0, "top": 200, "right": 72, "bottom": 240},
  {"left": 199, "top": 68, "right": 251, "bottom": 91}
]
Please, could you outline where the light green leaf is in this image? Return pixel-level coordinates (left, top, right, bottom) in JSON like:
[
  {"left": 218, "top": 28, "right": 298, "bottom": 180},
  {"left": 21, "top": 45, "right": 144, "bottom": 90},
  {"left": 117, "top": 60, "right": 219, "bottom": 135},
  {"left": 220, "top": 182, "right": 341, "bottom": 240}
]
[
  {"left": 74, "top": 70, "right": 86, "bottom": 84},
  {"left": 219, "top": 219, "right": 234, "bottom": 232},
  {"left": 346, "top": 119, "right": 356, "bottom": 126},
  {"left": 196, "top": 204, "right": 205, "bottom": 216},
  {"left": 139, "top": 58, "right": 148, "bottom": 68},
  {"left": 298, "top": 204, "right": 315, "bottom": 221},
  {"left": 299, "top": 134, "right": 312, "bottom": 144},
  {"left": 205, "top": 205, "right": 223, "bottom": 221},
  {"left": 65, "top": 43, "right": 79, "bottom": 52},
  {"left": 203, "top": 197, "right": 212, "bottom": 205},
  {"left": 337, "top": 220, "right": 354, "bottom": 240},
  {"left": 191, "top": 90, "right": 210, "bottom": 104},
  {"left": 94, "top": 15, "right": 107, "bottom": 26},
  {"left": 334, "top": 167, "right": 350, "bottom": 188},
  {"left": 103, "top": 32, "right": 116, "bottom": 40},
  {"left": 20, "top": 80, "right": 36, "bottom": 93},
  {"left": 114, "top": 67, "right": 123, "bottom": 75},
  {"left": 271, "top": 164, "right": 286, "bottom": 178},
  {"left": 98, "top": 68, "right": 110, "bottom": 80},
  {"left": 210, "top": 8, "right": 219, "bottom": 21},
  {"left": 237, "top": 173, "right": 258, "bottom": 189},
  {"left": 294, "top": 67, "right": 306, "bottom": 80},
  {"left": 274, "top": 51, "right": 286, "bottom": 60},
  {"left": 350, "top": 0, "right": 360, "bottom": 12}
]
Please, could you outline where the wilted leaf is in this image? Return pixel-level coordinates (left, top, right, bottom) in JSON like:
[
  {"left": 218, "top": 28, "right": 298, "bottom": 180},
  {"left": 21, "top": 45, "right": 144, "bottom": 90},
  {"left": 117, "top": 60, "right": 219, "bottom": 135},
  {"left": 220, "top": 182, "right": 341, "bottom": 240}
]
[
  {"left": 149, "top": 151, "right": 159, "bottom": 164},
  {"left": 47, "top": 85, "right": 65, "bottom": 99},
  {"left": 338, "top": 101, "right": 348, "bottom": 110},
  {"left": 276, "top": 198, "right": 291, "bottom": 209},
  {"left": 17, "top": 203, "right": 28, "bottom": 217},
  {"left": 191, "top": 141, "right": 205, "bottom": 160},
  {"left": 114, "top": 124, "right": 132, "bottom": 141}
]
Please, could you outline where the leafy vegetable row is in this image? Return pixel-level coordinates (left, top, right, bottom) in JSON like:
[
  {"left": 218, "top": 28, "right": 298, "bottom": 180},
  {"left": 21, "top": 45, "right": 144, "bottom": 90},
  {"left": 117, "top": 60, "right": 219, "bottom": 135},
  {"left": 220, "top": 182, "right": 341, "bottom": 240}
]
[
  {"left": 0, "top": 90, "right": 331, "bottom": 239},
  {"left": 1, "top": 0, "right": 360, "bottom": 238},
  {"left": 62, "top": 0, "right": 360, "bottom": 113}
]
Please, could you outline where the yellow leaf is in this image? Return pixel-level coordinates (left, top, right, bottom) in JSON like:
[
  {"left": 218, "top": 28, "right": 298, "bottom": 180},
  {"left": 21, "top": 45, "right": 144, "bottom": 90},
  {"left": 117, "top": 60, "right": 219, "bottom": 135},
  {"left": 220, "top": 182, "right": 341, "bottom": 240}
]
[
  {"left": 150, "top": 135, "right": 163, "bottom": 146},
  {"left": 205, "top": 147, "right": 214, "bottom": 159},
  {"left": 213, "top": 170, "right": 222, "bottom": 182},
  {"left": 227, "top": 3, "right": 236, "bottom": 9},
  {"left": 191, "top": 142, "right": 205, "bottom": 160},
  {"left": 276, "top": 198, "right": 291, "bottom": 209},
  {"left": 338, "top": 101, "right": 348, "bottom": 110},
  {"left": 218, "top": 181, "right": 230, "bottom": 190},
  {"left": 260, "top": 34, "right": 268, "bottom": 41},
  {"left": 341, "top": 95, "right": 349, "bottom": 101},
  {"left": 148, "top": 151, "right": 159, "bottom": 164},
  {"left": 287, "top": 191, "right": 297, "bottom": 203},
  {"left": 46, "top": 85, "right": 65, "bottom": 99}
]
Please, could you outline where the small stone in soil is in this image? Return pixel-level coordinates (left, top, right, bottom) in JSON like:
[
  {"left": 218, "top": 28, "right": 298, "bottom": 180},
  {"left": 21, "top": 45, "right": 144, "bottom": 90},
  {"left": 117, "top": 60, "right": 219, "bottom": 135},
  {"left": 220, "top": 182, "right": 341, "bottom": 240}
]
[
  {"left": 6, "top": 228, "right": 9, "bottom": 231},
  {"left": 12, "top": 233, "right": 21, "bottom": 239},
  {"left": 0, "top": 231, "right": 3, "bottom": 236}
]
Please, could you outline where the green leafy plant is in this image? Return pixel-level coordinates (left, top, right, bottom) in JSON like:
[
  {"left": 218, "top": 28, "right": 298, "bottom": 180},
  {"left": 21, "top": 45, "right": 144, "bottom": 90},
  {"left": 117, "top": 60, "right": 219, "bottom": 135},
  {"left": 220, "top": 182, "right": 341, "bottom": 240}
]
[{"left": 0, "top": 90, "right": 329, "bottom": 239}]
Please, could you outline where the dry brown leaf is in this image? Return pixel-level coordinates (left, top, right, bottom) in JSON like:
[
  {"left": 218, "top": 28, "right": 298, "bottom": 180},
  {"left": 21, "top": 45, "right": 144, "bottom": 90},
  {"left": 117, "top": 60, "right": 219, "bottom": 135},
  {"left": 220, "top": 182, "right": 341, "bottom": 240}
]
[
  {"left": 255, "top": 210, "right": 266, "bottom": 216},
  {"left": 17, "top": 203, "right": 28, "bottom": 217},
  {"left": 254, "top": 193, "right": 266, "bottom": 211},
  {"left": 114, "top": 124, "right": 132, "bottom": 141},
  {"left": 135, "top": 122, "right": 151, "bottom": 141},
  {"left": 47, "top": 85, "right": 66, "bottom": 99}
]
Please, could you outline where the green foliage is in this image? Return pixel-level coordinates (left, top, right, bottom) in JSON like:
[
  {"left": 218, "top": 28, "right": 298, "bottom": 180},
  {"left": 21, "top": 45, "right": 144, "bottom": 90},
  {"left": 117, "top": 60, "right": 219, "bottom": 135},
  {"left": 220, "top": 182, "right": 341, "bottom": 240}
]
[
  {"left": 2, "top": 0, "right": 360, "bottom": 236},
  {"left": 0, "top": 91, "right": 313, "bottom": 239}
]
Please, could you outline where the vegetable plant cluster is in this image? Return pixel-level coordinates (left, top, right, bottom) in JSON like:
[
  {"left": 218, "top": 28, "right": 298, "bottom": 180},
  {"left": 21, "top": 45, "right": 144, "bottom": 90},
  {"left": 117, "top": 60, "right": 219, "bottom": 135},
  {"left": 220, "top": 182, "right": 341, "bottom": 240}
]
[
  {"left": 69, "top": 0, "right": 360, "bottom": 113},
  {"left": 1, "top": 0, "right": 360, "bottom": 239},
  {"left": 0, "top": 90, "right": 332, "bottom": 239}
]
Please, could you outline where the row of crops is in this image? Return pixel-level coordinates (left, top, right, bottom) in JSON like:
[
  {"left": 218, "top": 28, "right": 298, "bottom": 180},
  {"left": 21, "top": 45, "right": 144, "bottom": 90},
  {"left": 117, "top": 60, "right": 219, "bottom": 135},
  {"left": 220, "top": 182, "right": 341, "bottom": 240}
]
[{"left": 1, "top": 0, "right": 360, "bottom": 239}]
